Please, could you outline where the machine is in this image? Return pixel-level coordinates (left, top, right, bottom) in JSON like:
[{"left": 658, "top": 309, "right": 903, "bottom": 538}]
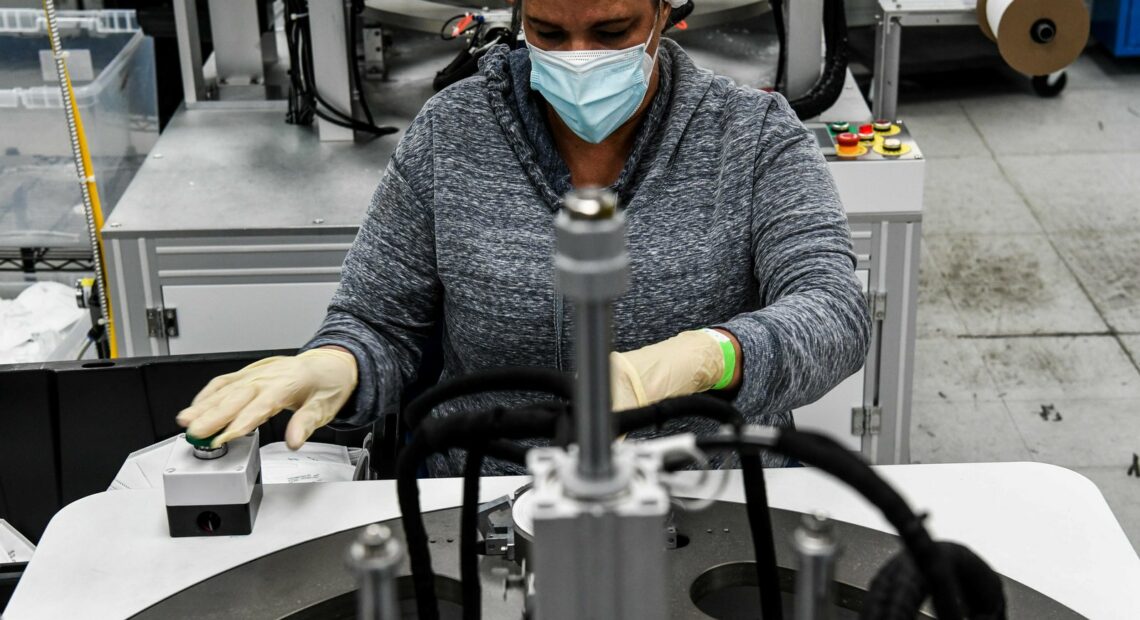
[
  {"left": 7, "top": 188, "right": 1140, "bottom": 619},
  {"left": 99, "top": 0, "right": 923, "bottom": 465}
]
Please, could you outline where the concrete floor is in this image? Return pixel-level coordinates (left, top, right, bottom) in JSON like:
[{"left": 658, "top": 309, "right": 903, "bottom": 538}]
[{"left": 898, "top": 47, "right": 1140, "bottom": 553}]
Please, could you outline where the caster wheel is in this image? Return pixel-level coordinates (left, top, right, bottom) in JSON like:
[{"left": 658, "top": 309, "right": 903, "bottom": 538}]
[{"left": 1031, "top": 72, "right": 1067, "bottom": 98}]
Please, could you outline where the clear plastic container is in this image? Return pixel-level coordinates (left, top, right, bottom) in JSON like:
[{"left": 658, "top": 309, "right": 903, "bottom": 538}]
[{"left": 0, "top": 9, "right": 157, "bottom": 250}]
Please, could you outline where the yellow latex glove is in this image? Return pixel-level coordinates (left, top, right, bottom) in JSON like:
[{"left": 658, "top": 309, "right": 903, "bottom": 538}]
[
  {"left": 176, "top": 348, "right": 358, "bottom": 449},
  {"left": 610, "top": 329, "right": 729, "bottom": 412}
]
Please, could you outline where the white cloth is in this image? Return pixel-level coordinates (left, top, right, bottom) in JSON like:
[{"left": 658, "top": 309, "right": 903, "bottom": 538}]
[{"left": 0, "top": 282, "right": 84, "bottom": 364}]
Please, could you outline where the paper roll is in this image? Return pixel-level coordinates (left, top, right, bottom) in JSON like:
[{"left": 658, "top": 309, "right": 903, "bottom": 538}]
[{"left": 976, "top": 0, "right": 1089, "bottom": 76}]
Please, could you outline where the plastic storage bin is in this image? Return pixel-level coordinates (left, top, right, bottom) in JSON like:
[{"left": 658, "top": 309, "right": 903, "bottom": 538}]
[
  {"left": 1092, "top": 0, "right": 1140, "bottom": 57},
  {"left": 0, "top": 9, "right": 157, "bottom": 251}
]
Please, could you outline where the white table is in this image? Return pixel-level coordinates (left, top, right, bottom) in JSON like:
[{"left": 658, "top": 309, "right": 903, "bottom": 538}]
[{"left": 5, "top": 462, "right": 1139, "bottom": 619}]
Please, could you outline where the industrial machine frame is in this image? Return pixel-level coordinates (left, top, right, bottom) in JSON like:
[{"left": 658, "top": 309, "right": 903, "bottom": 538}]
[{"left": 105, "top": 0, "right": 923, "bottom": 465}]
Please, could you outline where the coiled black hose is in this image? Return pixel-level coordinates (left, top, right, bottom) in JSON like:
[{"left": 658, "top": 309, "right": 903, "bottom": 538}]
[
  {"left": 741, "top": 451, "right": 784, "bottom": 620},
  {"left": 700, "top": 430, "right": 969, "bottom": 620},
  {"left": 403, "top": 392, "right": 753, "bottom": 620},
  {"left": 770, "top": 0, "right": 851, "bottom": 120},
  {"left": 863, "top": 542, "right": 1007, "bottom": 620},
  {"left": 397, "top": 403, "right": 567, "bottom": 620},
  {"left": 403, "top": 366, "right": 574, "bottom": 431}
]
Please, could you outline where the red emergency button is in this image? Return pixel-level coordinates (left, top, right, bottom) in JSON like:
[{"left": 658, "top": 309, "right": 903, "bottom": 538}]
[
  {"left": 857, "top": 124, "right": 875, "bottom": 140},
  {"left": 836, "top": 132, "right": 860, "bottom": 156}
]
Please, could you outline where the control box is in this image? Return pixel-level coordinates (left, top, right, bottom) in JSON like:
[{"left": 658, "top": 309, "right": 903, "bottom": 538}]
[
  {"left": 163, "top": 431, "right": 263, "bottom": 537},
  {"left": 810, "top": 120, "right": 923, "bottom": 162}
]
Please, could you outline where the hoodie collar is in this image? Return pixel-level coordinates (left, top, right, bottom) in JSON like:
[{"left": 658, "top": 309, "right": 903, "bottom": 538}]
[{"left": 479, "top": 38, "right": 713, "bottom": 212}]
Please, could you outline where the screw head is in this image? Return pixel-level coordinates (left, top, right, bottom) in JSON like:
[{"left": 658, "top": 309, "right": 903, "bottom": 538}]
[
  {"left": 312, "top": 218, "right": 325, "bottom": 224},
  {"left": 165, "top": 467, "right": 175, "bottom": 473}
]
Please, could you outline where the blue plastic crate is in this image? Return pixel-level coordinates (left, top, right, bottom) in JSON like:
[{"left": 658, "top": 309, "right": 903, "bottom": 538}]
[{"left": 1092, "top": 0, "right": 1140, "bottom": 57}]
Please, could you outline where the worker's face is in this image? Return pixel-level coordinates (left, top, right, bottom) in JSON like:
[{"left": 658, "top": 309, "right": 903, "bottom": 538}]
[{"left": 523, "top": 0, "right": 670, "bottom": 54}]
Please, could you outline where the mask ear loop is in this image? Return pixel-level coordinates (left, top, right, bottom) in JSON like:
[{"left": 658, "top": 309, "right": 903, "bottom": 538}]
[{"left": 642, "top": 2, "right": 666, "bottom": 81}]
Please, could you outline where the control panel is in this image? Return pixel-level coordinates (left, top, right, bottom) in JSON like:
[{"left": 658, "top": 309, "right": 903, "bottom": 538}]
[{"left": 809, "top": 120, "right": 923, "bottom": 162}]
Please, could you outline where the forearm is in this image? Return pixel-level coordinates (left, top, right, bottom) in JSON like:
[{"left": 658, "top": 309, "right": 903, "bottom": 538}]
[{"left": 717, "top": 267, "right": 870, "bottom": 418}]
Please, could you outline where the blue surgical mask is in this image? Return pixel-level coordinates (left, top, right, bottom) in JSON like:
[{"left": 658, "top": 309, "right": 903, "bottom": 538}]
[{"left": 527, "top": 14, "right": 661, "bottom": 144}]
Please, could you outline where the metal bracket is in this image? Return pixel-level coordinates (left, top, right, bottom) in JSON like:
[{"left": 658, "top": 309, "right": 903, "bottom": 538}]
[
  {"left": 146, "top": 307, "right": 180, "bottom": 339},
  {"left": 476, "top": 494, "right": 518, "bottom": 561},
  {"left": 851, "top": 406, "right": 882, "bottom": 436},
  {"left": 362, "top": 25, "right": 389, "bottom": 81},
  {"left": 868, "top": 291, "right": 887, "bottom": 321}
]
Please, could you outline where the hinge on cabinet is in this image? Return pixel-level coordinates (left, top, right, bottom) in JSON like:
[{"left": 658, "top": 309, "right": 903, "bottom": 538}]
[
  {"left": 851, "top": 406, "right": 882, "bottom": 436},
  {"left": 866, "top": 290, "right": 887, "bottom": 321},
  {"left": 146, "top": 307, "right": 179, "bottom": 339}
]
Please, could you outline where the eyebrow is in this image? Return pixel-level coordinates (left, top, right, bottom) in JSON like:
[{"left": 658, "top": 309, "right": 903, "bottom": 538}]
[{"left": 527, "top": 16, "right": 636, "bottom": 30}]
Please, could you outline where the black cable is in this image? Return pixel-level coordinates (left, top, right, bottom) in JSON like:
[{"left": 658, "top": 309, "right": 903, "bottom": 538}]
[
  {"left": 943, "top": 542, "right": 1006, "bottom": 619},
  {"left": 788, "top": 0, "right": 849, "bottom": 119},
  {"left": 461, "top": 449, "right": 484, "bottom": 620},
  {"left": 862, "top": 548, "right": 928, "bottom": 620},
  {"left": 740, "top": 452, "right": 784, "bottom": 620},
  {"left": 665, "top": 0, "right": 695, "bottom": 31},
  {"left": 699, "top": 431, "right": 965, "bottom": 620},
  {"left": 862, "top": 542, "right": 1007, "bottom": 620},
  {"left": 404, "top": 367, "right": 574, "bottom": 431},
  {"left": 348, "top": 0, "right": 376, "bottom": 127},
  {"left": 614, "top": 393, "right": 743, "bottom": 436},
  {"left": 770, "top": 0, "right": 851, "bottom": 120},
  {"left": 297, "top": 9, "right": 395, "bottom": 135},
  {"left": 284, "top": 0, "right": 396, "bottom": 136},
  {"left": 770, "top": 0, "right": 787, "bottom": 92},
  {"left": 285, "top": 1, "right": 315, "bottom": 126},
  {"left": 614, "top": 395, "right": 780, "bottom": 617},
  {"left": 509, "top": 0, "right": 522, "bottom": 39},
  {"left": 482, "top": 439, "right": 529, "bottom": 466},
  {"left": 397, "top": 403, "right": 567, "bottom": 620}
]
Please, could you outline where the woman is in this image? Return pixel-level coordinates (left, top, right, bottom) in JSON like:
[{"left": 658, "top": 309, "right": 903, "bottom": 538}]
[{"left": 176, "top": 0, "right": 870, "bottom": 474}]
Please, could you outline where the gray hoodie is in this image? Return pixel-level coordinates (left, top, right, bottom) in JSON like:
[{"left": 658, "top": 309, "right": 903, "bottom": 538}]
[{"left": 304, "top": 40, "right": 871, "bottom": 475}]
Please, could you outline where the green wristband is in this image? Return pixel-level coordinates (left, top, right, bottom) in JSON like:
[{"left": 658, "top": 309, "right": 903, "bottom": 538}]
[{"left": 702, "top": 328, "right": 736, "bottom": 390}]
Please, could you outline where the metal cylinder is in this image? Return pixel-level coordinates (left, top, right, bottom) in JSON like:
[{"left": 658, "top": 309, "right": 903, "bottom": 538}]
[
  {"left": 346, "top": 523, "right": 403, "bottom": 620},
  {"left": 192, "top": 444, "right": 228, "bottom": 460},
  {"left": 793, "top": 512, "right": 839, "bottom": 620},
  {"left": 554, "top": 188, "right": 629, "bottom": 482},
  {"left": 574, "top": 301, "right": 615, "bottom": 480}
]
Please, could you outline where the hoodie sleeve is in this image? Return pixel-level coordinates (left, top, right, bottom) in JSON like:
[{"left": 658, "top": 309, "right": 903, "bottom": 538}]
[
  {"left": 715, "top": 95, "right": 871, "bottom": 422},
  {"left": 301, "top": 103, "right": 442, "bottom": 429}
]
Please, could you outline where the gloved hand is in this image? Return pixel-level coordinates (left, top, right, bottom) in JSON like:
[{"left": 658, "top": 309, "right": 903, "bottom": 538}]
[
  {"left": 176, "top": 347, "right": 358, "bottom": 449},
  {"left": 609, "top": 329, "right": 736, "bottom": 412}
]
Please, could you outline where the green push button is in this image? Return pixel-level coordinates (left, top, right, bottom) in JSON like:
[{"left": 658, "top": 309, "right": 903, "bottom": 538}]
[{"left": 185, "top": 431, "right": 222, "bottom": 449}]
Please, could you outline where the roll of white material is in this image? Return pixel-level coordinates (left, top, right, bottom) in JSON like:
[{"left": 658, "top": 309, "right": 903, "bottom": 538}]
[{"left": 977, "top": 0, "right": 1089, "bottom": 75}]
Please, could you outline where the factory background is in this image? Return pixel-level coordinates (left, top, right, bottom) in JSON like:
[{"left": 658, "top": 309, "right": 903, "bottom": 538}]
[{"left": 1, "top": 0, "right": 1139, "bottom": 617}]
